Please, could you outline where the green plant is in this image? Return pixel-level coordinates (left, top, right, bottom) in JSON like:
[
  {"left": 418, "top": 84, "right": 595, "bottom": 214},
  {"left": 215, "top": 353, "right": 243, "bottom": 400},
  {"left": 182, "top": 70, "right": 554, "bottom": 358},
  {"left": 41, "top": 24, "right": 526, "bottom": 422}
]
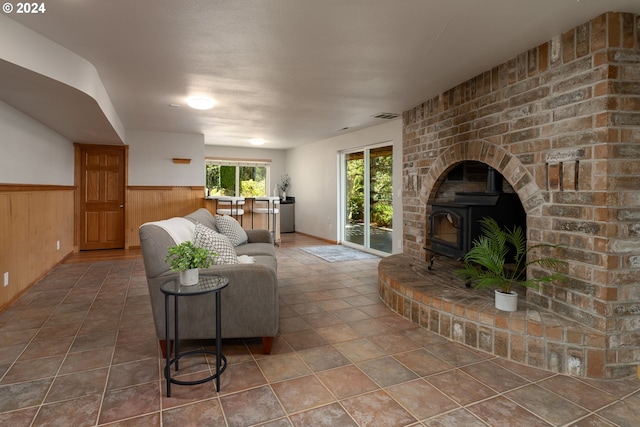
[
  {"left": 371, "top": 202, "right": 393, "bottom": 228},
  {"left": 240, "top": 179, "right": 265, "bottom": 197},
  {"left": 278, "top": 173, "right": 291, "bottom": 192},
  {"left": 165, "top": 240, "right": 216, "bottom": 272},
  {"left": 347, "top": 191, "right": 364, "bottom": 222},
  {"left": 456, "top": 217, "right": 565, "bottom": 293}
]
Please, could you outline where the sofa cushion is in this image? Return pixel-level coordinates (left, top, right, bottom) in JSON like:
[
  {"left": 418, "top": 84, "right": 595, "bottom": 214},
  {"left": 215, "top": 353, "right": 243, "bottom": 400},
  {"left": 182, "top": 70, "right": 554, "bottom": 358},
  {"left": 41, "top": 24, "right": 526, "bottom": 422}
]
[
  {"left": 185, "top": 208, "right": 218, "bottom": 231},
  {"left": 252, "top": 255, "right": 277, "bottom": 271},
  {"left": 235, "top": 242, "right": 276, "bottom": 257},
  {"left": 215, "top": 214, "right": 248, "bottom": 246},
  {"left": 245, "top": 229, "right": 274, "bottom": 244},
  {"left": 194, "top": 223, "right": 238, "bottom": 264}
]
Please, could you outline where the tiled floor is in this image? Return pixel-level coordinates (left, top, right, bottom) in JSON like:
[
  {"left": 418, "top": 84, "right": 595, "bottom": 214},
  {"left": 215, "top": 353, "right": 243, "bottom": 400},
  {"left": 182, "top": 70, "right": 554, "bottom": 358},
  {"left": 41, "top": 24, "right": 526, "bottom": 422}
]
[{"left": 0, "top": 233, "right": 638, "bottom": 426}]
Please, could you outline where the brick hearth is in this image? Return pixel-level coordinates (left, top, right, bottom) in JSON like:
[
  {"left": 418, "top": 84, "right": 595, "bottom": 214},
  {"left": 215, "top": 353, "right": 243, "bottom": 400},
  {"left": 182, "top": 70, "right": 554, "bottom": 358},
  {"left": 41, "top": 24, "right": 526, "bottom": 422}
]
[
  {"left": 378, "top": 254, "right": 607, "bottom": 378},
  {"left": 400, "top": 11, "right": 640, "bottom": 378}
]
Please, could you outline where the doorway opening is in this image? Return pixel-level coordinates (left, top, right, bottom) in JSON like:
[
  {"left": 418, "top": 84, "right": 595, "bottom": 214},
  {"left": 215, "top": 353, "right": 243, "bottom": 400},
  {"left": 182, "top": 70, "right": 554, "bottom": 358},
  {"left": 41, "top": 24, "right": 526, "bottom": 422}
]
[
  {"left": 76, "top": 144, "right": 126, "bottom": 250},
  {"left": 341, "top": 144, "right": 393, "bottom": 255}
]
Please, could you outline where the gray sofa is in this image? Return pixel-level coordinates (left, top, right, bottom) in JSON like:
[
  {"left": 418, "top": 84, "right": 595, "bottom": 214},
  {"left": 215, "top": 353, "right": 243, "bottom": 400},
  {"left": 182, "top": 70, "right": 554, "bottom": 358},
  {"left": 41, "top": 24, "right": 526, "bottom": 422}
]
[{"left": 139, "top": 208, "right": 278, "bottom": 354}]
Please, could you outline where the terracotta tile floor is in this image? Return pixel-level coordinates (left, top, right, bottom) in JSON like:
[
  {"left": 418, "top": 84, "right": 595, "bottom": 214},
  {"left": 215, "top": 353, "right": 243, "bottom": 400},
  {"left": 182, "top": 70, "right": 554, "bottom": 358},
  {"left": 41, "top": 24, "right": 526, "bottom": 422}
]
[{"left": 0, "top": 233, "right": 638, "bottom": 426}]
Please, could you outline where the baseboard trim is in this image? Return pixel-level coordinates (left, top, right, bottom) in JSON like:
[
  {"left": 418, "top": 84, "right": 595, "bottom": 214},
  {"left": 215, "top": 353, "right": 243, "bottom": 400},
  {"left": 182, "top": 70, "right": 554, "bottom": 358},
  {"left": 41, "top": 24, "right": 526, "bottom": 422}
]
[{"left": 294, "top": 231, "right": 337, "bottom": 245}]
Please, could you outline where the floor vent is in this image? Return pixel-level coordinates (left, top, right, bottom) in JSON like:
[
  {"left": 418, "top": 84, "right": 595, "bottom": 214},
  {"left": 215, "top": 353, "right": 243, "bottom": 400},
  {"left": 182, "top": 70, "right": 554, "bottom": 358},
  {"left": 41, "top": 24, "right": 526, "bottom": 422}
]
[{"left": 372, "top": 112, "right": 400, "bottom": 120}]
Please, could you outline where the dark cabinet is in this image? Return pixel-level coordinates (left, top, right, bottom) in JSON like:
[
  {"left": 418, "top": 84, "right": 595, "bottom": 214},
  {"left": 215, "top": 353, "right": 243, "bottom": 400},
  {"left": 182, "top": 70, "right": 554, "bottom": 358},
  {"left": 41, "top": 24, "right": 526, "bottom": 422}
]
[{"left": 280, "top": 198, "right": 295, "bottom": 233}]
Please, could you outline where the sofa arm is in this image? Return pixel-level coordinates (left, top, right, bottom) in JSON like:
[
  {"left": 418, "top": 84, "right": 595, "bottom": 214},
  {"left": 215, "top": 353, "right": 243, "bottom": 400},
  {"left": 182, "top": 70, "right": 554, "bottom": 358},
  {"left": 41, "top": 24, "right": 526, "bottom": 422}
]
[{"left": 245, "top": 229, "right": 273, "bottom": 244}]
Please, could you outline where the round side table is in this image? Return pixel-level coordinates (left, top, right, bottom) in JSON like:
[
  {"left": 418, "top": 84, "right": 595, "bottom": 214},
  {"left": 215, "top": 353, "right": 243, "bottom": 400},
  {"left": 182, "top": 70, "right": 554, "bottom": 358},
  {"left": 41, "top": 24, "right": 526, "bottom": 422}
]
[{"left": 160, "top": 274, "right": 228, "bottom": 397}]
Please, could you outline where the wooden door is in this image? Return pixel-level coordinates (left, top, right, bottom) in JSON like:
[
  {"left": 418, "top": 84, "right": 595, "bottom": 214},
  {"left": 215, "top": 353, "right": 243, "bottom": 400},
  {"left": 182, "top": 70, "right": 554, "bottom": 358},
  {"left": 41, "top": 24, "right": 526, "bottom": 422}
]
[{"left": 79, "top": 145, "right": 125, "bottom": 250}]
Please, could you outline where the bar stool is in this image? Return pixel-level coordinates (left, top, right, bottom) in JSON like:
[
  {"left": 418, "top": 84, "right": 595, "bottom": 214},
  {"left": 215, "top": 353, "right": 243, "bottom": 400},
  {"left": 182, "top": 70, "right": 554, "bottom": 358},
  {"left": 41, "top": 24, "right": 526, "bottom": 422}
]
[
  {"left": 216, "top": 197, "right": 245, "bottom": 225},
  {"left": 252, "top": 196, "right": 279, "bottom": 244}
]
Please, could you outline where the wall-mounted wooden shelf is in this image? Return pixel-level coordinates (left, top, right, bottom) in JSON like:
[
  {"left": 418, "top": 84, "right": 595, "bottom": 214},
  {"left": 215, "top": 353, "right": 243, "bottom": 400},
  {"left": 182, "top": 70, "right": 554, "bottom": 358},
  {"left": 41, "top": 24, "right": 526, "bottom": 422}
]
[{"left": 172, "top": 158, "right": 191, "bottom": 164}]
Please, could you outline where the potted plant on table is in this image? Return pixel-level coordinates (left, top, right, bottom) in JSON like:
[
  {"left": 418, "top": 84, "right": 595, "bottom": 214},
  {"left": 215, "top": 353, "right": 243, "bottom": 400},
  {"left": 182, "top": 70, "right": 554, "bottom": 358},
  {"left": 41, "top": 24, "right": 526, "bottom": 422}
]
[
  {"left": 456, "top": 217, "right": 565, "bottom": 312},
  {"left": 278, "top": 173, "right": 290, "bottom": 200},
  {"left": 165, "top": 241, "right": 216, "bottom": 286}
]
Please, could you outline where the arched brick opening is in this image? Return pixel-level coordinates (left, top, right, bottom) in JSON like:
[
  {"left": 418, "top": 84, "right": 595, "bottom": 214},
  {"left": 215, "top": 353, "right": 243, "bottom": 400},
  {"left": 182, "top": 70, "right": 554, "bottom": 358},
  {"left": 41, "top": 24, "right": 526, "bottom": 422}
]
[{"left": 419, "top": 140, "right": 543, "bottom": 217}]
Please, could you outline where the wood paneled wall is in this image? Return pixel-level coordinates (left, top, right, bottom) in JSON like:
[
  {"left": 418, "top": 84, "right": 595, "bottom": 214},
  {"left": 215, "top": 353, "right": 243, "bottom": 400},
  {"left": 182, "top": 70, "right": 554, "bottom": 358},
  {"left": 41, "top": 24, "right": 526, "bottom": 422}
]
[
  {"left": 126, "top": 186, "right": 205, "bottom": 247},
  {"left": 0, "top": 185, "right": 74, "bottom": 311},
  {"left": 1, "top": 185, "right": 280, "bottom": 311}
]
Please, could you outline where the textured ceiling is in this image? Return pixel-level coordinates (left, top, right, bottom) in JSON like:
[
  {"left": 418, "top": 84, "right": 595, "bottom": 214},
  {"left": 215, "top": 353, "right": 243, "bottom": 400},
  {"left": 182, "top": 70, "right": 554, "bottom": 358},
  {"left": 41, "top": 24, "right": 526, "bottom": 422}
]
[{"left": 4, "top": 0, "right": 640, "bottom": 149}]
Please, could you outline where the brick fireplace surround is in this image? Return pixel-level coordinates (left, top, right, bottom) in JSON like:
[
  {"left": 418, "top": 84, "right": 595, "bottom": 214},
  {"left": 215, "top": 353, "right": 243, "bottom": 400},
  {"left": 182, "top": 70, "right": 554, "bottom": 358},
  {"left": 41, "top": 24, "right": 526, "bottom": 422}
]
[{"left": 385, "top": 12, "right": 640, "bottom": 379}]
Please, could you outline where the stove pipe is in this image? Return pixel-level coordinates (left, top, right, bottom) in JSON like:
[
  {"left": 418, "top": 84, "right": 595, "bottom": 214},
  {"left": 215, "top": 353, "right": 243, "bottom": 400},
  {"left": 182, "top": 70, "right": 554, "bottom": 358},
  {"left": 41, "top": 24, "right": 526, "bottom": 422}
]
[{"left": 486, "top": 167, "right": 503, "bottom": 194}]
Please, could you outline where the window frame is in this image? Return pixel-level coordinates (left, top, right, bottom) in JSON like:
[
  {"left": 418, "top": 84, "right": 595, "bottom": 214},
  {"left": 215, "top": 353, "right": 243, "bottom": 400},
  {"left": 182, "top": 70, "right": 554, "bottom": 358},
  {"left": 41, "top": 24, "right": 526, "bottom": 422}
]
[{"left": 205, "top": 158, "right": 272, "bottom": 197}]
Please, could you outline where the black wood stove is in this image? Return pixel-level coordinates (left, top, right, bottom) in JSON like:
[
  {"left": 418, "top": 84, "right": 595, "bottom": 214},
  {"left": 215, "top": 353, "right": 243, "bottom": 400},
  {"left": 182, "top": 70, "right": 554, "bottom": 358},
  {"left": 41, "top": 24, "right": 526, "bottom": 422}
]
[{"left": 426, "top": 167, "right": 525, "bottom": 269}]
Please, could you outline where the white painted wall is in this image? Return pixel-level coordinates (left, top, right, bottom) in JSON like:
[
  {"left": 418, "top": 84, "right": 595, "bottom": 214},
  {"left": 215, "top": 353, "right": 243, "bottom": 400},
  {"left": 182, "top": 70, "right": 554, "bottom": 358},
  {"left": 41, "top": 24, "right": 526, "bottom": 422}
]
[
  {"left": 0, "top": 100, "right": 74, "bottom": 185},
  {"left": 127, "top": 130, "right": 204, "bottom": 186},
  {"left": 0, "top": 15, "right": 125, "bottom": 142},
  {"left": 287, "top": 120, "right": 403, "bottom": 253},
  {"left": 204, "top": 145, "right": 288, "bottom": 195}
]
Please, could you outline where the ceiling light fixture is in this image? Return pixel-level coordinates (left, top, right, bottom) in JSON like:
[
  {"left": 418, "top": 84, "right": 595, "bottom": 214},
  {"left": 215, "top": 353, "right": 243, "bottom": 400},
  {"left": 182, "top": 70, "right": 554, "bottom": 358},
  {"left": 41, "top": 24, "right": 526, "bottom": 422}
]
[
  {"left": 250, "top": 138, "right": 265, "bottom": 146},
  {"left": 187, "top": 97, "right": 216, "bottom": 110}
]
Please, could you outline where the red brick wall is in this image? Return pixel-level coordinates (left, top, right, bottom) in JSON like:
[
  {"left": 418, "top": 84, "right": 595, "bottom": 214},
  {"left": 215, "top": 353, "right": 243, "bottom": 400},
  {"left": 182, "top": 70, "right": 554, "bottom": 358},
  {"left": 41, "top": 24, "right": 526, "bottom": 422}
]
[{"left": 402, "top": 12, "right": 640, "bottom": 378}]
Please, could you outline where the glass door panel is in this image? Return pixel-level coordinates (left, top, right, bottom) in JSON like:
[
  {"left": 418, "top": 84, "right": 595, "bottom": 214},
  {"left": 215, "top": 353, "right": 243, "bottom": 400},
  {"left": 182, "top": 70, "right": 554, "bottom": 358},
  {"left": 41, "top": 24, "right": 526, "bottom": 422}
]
[
  {"left": 344, "top": 152, "right": 364, "bottom": 246},
  {"left": 343, "top": 145, "right": 393, "bottom": 254},
  {"left": 369, "top": 146, "right": 393, "bottom": 253}
]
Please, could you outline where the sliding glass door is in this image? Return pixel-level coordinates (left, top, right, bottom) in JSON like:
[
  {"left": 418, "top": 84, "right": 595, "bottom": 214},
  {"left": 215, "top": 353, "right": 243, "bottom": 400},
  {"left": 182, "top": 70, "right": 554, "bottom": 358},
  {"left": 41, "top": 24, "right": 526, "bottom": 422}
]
[{"left": 343, "top": 144, "right": 393, "bottom": 254}]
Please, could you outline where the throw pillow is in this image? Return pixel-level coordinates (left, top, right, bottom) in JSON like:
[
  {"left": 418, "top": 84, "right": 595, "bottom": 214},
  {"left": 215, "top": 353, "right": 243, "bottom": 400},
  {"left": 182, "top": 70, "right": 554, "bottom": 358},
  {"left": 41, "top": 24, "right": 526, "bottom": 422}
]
[
  {"left": 194, "top": 223, "right": 238, "bottom": 265},
  {"left": 215, "top": 214, "right": 248, "bottom": 246}
]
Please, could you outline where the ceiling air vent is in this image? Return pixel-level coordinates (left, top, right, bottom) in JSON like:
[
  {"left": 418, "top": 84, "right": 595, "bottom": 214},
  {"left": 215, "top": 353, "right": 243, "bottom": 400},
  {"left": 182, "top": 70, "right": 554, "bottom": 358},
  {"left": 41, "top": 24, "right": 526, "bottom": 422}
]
[{"left": 372, "top": 112, "right": 400, "bottom": 120}]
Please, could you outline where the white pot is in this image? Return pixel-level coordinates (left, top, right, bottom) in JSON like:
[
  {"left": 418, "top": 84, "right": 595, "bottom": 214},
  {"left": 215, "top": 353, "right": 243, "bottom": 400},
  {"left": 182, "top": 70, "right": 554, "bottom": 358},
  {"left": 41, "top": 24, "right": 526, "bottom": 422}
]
[
  {"left": 495, "top": 289, "right": 518, "bottom": 312},
  {"left": 179, "top": 268, "right": 199, "bottom": 286}
]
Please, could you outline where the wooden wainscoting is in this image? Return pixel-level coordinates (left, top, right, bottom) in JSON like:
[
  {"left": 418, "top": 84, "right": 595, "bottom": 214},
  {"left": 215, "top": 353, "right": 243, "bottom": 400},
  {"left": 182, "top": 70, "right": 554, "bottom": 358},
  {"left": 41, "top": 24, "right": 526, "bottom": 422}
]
[
  {"left": 126, "top": 186, "right": 205, "bottom": 247},
  {"left": 0, "top": 185, "right": 75, "bottom": 311}
]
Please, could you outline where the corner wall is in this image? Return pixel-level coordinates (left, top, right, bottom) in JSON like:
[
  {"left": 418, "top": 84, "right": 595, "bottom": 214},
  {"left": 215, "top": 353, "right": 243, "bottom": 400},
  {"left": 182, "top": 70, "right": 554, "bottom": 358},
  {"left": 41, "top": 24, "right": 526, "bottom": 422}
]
[
  {"left": 125, "top": 130, "right": 206, "bottom": 247},
  {"left": 0, "top": 101, "right": 75, "bottom": 312}
]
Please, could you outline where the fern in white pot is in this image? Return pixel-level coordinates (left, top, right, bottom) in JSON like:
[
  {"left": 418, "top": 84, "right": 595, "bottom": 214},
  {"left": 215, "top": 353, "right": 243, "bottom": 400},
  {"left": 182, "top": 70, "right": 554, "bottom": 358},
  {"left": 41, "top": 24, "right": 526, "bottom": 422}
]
[{"left": 456, "top": 217, "right": 565, "bottom": 311}]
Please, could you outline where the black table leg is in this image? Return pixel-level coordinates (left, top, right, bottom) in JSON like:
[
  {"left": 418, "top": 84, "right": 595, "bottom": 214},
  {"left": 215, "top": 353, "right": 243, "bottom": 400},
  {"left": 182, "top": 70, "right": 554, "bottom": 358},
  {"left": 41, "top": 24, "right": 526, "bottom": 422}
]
[
  {"left": 174, "top": 295, "right": 180, "bottom": 371},
  {"left": 164, "top": 294, "right": 171, "bottom": 397},
  {"left": 215, "top": 291, "right": 222, "bottom": 391}
]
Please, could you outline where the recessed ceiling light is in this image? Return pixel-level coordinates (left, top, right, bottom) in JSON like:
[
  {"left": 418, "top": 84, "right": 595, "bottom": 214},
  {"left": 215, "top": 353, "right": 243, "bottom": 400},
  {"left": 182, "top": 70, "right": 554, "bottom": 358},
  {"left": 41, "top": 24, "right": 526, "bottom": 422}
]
[
  {"left": 187, "top": 97, "right": 216, "bottom": 110},
  {"left": 250, "top": 138, "right": 265, "bottom": 146}
]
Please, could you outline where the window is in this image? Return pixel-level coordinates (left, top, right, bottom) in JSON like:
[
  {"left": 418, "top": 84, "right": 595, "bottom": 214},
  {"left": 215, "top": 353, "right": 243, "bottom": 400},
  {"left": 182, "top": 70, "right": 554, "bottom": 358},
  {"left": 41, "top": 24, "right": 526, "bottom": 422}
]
[{"left": 205, "top": 159, "right": 270, "bottom": 197}]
